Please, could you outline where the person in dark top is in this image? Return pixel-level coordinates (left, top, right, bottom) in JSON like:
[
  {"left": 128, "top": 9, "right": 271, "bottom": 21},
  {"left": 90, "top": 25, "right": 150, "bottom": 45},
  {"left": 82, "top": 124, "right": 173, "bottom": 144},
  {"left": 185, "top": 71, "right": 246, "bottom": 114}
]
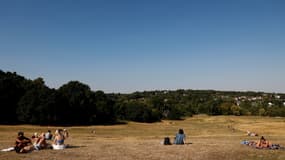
[{"left": 15, "top": 131, "right": 33, "bottom": 153}]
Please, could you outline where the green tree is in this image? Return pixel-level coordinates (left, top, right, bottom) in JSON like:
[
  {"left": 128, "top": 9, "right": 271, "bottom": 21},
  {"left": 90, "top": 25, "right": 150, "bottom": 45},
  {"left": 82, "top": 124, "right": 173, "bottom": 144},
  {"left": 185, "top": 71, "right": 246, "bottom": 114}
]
[
  {"left": 91, "top": 91, "right": 116, "bottom": 124},
  {"left": 219, "top": 102, "right": 232, "bottom": 115},
  {"left": 123, "top": 101, "right": 160, "bottom": 122},
  {"left": 0, "top": 71, "right": 27, "bottom": 124},
  {"left": 258, "top": 108, "right": 266, "bottom": 116},
  {"left": 17, "top": 78, "right": 56, "bottom": 124},
  {"left": 57, "top": 81, "right": 93, "bottom": 125},
  {"left": 230, "top": 104, "right": 241, "bottom": 116}
]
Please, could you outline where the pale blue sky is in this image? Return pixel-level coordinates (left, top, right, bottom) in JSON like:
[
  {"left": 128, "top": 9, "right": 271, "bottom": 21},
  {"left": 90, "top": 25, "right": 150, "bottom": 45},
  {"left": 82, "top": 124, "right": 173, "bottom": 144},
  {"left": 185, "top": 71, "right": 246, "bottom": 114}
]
[{"left": 1, "top": 0, "right": 285, "bottom": 93}]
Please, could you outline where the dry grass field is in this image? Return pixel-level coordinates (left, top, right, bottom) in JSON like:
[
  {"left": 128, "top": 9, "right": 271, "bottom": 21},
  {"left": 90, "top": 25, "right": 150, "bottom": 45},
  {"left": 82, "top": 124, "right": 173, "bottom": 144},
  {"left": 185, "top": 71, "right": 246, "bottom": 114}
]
[{"left": 0, "top": 115, "right": 285, "bottom": 160}]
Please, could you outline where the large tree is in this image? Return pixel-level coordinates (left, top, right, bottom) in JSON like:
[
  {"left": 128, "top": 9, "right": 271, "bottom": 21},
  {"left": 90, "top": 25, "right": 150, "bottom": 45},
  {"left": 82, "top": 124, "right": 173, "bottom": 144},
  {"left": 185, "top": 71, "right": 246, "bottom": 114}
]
[
  {"left": 17, "top": 78, "right": 57, "bottom": 124},
  {"left": 0, "top": 71, "right": 27, "bottom": 124},
  {"left": 57, "top": 81, "right": 93, "bottom": 125}
]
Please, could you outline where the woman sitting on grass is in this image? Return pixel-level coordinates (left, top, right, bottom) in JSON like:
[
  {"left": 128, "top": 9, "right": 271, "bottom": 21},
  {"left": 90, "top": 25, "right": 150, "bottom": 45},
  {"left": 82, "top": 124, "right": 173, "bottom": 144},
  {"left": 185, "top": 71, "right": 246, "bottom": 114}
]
[
  {"left": 52, "top": 129, "right": 66, "bottom": 149},
  {"left": 174, "top": 129, "right": 186, "bottom": 145},
  {"left": 34, "top": 133, "right": 49, "bottom": 150},
  {"left": 256, "top": 136, "right": 271, "bottom": 149}
]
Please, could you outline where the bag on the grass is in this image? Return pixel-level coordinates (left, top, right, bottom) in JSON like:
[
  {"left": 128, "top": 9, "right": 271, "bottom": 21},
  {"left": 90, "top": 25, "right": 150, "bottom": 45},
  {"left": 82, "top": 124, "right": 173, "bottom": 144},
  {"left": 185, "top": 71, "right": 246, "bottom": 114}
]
[{"left": 163, "top": 137, "right": 171, "bottom": 145}]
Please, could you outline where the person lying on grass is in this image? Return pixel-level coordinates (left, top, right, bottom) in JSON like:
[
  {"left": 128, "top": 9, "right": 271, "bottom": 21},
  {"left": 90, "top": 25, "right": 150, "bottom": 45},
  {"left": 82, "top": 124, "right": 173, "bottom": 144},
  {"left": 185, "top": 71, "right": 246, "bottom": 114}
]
[{"left": 246, "top": 130, "right": 258, "bottom": 136}]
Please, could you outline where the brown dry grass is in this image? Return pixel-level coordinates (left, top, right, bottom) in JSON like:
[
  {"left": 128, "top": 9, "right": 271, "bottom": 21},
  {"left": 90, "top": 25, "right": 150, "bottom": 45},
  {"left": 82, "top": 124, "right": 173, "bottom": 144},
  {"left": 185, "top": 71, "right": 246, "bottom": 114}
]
[{"left": 0, "top": 115, "right": 285, "bottom": 160}]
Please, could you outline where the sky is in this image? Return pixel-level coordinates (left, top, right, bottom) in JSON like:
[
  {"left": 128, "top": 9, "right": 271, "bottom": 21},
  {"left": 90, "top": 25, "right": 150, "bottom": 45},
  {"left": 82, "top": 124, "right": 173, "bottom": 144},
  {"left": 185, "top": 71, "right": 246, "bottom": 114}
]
[{"left": 0, "top": 0, "right": 285, "bottom": 93}]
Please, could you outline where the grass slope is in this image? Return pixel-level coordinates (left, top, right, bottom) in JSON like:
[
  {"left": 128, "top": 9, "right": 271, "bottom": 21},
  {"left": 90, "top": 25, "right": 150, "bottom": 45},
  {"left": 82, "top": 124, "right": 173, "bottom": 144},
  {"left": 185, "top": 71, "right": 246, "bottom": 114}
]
[{"left": 0, "top": 115, "right": 284, "bottom": 160}]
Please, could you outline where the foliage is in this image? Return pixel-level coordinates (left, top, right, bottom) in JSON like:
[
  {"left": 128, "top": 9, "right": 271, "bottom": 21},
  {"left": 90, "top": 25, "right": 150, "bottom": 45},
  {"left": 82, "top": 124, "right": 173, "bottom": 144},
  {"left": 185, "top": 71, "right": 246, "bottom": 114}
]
[{"left": 1, "top": 70, "right": 285, "bottom": 125}]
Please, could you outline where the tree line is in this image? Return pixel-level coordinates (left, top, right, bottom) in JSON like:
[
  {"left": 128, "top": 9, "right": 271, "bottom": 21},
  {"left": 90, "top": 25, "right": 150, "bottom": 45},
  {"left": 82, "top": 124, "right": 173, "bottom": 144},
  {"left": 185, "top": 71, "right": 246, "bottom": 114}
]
[{"left": 1, "top": 70, "right": 285, "bottom": 125}]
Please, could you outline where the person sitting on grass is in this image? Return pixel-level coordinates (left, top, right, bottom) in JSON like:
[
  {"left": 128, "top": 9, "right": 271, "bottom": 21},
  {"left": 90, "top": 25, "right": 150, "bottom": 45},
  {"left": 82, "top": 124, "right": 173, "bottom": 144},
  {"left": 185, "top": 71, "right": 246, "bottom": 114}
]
[
  {"left": 256, "top": 136, "right": 271, "bottom": 149},
  {"left": 15, "top": 131, "right": 33, "bottom": 153},
  {"left": 45, "top": 130, "right": 53, "bottom": 140},
  {"left": 34, "top": 133, "right": 49, "bottom": 150},
  {"left": 52, "top": 129, "right": 66, "bottom": 150},
  {"left": 31, "top": 132, "right": 38, "bottom": 139},
  {"left": 63, "top": 129, "right": 69, "bottom": 139},
  {"left": 174, "top": 129, "right": 186, "bottom": 145}
]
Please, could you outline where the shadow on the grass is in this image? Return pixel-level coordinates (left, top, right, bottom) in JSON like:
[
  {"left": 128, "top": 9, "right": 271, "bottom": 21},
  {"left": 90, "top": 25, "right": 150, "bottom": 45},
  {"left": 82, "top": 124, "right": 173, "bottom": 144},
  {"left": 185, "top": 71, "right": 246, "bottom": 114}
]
[
  {"left": 66, "top": 145, "right": 87, "bottom": 149},
  {"left": 185, "top": 142, "right": 193, "bottom": 145}
]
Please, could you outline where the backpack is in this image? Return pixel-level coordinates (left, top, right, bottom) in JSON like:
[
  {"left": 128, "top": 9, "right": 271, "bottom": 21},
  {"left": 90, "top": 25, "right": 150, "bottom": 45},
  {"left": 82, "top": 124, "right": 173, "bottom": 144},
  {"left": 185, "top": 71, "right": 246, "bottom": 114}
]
[{"left": 163, "top": 137, "right": 171, "bottom": 145}]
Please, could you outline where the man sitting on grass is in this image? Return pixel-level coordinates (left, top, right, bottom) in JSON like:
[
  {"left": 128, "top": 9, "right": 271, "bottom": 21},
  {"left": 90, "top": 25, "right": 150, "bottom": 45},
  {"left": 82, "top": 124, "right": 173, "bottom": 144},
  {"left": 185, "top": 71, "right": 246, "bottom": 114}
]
[{"left": 15, "top": 131, "right": 33, "bottom": 153}]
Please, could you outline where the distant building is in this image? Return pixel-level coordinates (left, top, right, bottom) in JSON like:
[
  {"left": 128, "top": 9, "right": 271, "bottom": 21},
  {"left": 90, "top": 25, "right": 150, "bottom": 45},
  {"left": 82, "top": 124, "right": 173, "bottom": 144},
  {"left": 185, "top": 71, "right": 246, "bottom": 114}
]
[
  {"left": 275, "top": 95, "right": 281, "bottom": 99},
  {"left": 236, "top": 101, "right": 241, "bottom": 106},
  {"left": 268, "top": 102, "right": 274, "bottom": 107}
]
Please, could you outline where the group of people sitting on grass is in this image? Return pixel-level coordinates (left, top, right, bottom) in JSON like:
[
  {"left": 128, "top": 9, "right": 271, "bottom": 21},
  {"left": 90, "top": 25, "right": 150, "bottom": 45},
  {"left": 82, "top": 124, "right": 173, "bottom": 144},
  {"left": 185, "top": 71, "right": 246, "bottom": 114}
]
[{"left": 14, "top": 129, "right": 69, "bottom": 153}]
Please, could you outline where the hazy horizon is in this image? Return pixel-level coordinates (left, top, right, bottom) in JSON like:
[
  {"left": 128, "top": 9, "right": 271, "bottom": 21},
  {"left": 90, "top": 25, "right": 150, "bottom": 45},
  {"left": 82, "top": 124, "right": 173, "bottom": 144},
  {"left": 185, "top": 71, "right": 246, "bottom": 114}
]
[{"left": 1, "top": 0, "right": 285, "bottom": 93}]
